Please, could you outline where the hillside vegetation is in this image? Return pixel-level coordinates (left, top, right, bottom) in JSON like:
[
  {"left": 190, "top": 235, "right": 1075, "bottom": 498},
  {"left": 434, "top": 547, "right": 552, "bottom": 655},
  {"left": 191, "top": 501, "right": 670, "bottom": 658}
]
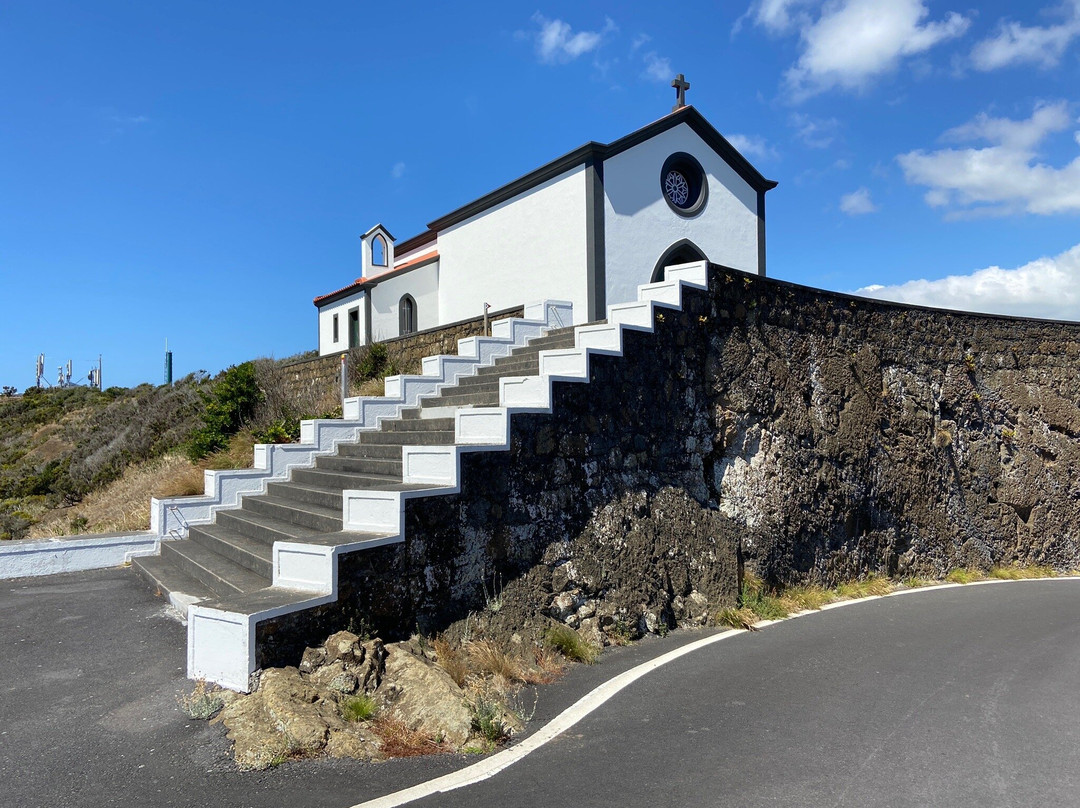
[{"left": 0, "top": 355, "right": 352, "bottom": 541}]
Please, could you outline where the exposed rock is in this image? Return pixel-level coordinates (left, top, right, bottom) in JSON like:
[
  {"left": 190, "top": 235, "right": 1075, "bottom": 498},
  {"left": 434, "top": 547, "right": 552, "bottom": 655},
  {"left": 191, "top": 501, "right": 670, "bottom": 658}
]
[
  {"left": 217, "top": 635, "right": 475, "bottom": 769},
  {"left": 379, "top": 642, "right": 472, "bottom": 746}
]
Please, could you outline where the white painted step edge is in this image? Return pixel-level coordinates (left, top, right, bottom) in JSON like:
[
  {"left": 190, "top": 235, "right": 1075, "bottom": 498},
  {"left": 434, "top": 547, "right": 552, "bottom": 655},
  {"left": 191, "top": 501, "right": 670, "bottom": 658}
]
[
  {"left": 151, "top": 300, "right": 573, "bottom": 540},
  {"left": 187, "top": 270, "right": 705, "bottom": 689}
]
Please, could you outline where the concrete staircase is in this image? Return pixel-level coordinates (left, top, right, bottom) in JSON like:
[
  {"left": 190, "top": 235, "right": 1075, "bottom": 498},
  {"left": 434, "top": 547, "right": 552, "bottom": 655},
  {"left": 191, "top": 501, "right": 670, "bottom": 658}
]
[
  {"left": 139, "top": 262, "right": 710, "bottom": 691},
  {"left": 133, "top": 328, "right": 578, "bottom": 676},
  {"left": 148, "top": 301, "right": 571, "bottom": 541}
]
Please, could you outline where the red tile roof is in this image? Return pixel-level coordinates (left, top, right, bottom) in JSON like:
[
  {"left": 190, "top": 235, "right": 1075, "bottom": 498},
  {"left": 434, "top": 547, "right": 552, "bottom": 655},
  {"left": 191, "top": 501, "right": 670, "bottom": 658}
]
[{"left": 313, "top": 251, "right": 439, "bottom": 306}]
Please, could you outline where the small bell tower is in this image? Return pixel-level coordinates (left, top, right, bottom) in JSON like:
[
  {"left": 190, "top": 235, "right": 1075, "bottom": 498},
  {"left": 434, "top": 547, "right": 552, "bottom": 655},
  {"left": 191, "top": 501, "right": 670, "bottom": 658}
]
[{"left": 361, "top": 224, "right": 395, "bottom": 278}]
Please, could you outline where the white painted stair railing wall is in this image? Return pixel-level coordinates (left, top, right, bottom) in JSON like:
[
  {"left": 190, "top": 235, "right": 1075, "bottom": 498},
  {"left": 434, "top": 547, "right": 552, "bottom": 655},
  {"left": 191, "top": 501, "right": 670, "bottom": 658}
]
[
  {"left": 188, "top": 265, "right": 707, "bottom": 691},
  {"left": 150, "top": 300, "right": 572, "bottom": 540}
]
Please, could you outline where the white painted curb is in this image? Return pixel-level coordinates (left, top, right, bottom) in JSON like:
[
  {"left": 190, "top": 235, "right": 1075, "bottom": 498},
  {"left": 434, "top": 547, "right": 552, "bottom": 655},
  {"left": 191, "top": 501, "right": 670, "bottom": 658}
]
[{"left": 0, "top": 531, "right": 158, "bottom": 580}]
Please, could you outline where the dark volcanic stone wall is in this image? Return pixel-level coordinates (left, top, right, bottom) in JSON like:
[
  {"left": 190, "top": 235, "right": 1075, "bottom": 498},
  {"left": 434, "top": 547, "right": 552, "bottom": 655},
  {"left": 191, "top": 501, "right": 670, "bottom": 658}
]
[{"left": 257, "top": 266, "right": 1080, "bottom": 664}]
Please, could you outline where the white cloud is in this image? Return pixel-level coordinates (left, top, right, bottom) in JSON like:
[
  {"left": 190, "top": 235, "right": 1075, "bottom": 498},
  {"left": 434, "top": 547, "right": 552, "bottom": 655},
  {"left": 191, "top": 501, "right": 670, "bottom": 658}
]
[
  {"left": 854, "top": 243, "right": 1080, "bottom": 319},
  {"left": 641, "top": 51, "right": 672, "bottom": 82},
  {"left": 742, "top": 0, "right": 816, "bottom": 34},
  {"left": 839, "top": 187, "right": 878, "bottom": 214},
  {"left": 391, "top": 161, "right": 406, "bottom": 180},
  {"left": 530, "top": 13, "right": 616, "bottom": 64},
  {"left": 726, "top": 133, "right": 777, "bottom": 160},
  {"left": 99, "top": 108, "right": 150, "bottom": 141},
  {"left": 971, "top": 1, "right": 1080, "bottom": 70},
  {"left": 897, "top": 101, "right": 1080, "bottom": 217},
  {"left": 790, "top": 112, "right": 839, "bottom": 148},
  {"left": 745, "top": 0, "right": 970, "bottom": 99}
]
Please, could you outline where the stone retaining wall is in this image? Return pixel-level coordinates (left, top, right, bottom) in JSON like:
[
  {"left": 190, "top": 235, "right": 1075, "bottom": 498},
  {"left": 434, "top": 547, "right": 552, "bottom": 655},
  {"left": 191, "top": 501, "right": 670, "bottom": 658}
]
[
  {"left": 279, "top": 306, "right": 524, "bottom": 401},
  {"left": 257, "top": 266, "right": 1080, "bottom": 666}
]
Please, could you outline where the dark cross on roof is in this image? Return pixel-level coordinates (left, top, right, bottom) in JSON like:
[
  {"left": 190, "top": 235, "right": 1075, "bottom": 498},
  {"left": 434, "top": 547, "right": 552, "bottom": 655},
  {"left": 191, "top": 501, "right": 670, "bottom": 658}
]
[{"left": 671, "top": 73, "right": 690, "bottom": 112}]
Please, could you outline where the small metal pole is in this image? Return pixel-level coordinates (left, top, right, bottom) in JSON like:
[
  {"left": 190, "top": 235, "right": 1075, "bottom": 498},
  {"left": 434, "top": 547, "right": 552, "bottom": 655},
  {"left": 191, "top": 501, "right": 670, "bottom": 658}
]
[
  {"left": 340, "top": 354, "right": 348, "bottom": 405},
  {"left": 483, "top": 302, "right": 490, "bottom": 336}
]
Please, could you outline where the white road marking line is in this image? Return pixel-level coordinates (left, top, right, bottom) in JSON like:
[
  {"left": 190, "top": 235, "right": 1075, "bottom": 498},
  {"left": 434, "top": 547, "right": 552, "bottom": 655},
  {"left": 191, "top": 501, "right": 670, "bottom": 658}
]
[{"left": 349, "top": 575, "right": 1080, "bottom": 808}]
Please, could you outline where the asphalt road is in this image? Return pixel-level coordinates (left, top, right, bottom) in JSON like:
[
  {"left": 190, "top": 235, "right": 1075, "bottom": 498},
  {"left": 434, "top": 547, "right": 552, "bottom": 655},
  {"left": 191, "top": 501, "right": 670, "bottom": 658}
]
[{"left": 3, "top": 568, "right": 1079, "bottom": 808}]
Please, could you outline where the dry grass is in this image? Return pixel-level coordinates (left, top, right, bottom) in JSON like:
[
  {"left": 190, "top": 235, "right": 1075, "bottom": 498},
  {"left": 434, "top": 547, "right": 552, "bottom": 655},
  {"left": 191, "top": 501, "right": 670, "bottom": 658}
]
[
  {"left": 27, "top": 453, "right": 204, "bottom": 537},
  {"left": 434, "top": 636, "right": 559, "bottom": 690},
  {"left": 544, "top": 624, "right": 599, "bottom": 664},
  {"left": 531, "top": 645, "right": 566, "bottom": 681},
  {"left": 352, "top": 377, "right": 385, "bottom": 398},
  {"left": 714, "top": 606, "right": 759, "bottom": 631},
  {"left": 432, "top": 637, "right": 469, "bottom": 688},
  {"left": 371, "top": 717, "right": 449, "bottom": 758},
  {"left": 835, "top": 574, "right": 893, "bottom": 599},
  {"left": 988, "top": 564, "right": 1057, "bottom": 580},
  {"left": 203, "top": 431, "right": 259, "bottom": 470},
  {"left": 945, "top": 568, "right": 986, "bottom": 584},
  {"left": 776, "top": 584, "right": 837, "bottom": 613}
]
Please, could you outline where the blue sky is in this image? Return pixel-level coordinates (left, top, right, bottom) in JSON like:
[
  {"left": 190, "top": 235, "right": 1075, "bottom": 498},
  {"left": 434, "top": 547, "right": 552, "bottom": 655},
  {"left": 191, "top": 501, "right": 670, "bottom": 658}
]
[{"left": 3, "top": 1, "right": 1079, "bottom": 389}]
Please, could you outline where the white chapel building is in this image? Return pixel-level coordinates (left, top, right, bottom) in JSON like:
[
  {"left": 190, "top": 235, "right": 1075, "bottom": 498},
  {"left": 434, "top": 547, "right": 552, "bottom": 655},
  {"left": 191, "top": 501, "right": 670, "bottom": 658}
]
[{"left": 314, "top": 98, "right": 777, "bottom": 354}]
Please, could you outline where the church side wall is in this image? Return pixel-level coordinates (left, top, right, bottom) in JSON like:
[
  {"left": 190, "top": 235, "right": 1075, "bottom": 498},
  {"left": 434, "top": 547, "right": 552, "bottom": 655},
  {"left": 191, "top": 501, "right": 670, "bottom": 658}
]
[
  {"left": 369, "top": 261, "right": 440, "bottom": 342},
  {"left": 436, "top": 166, "right": 590, "bottom": 324},
  {"left": 317, "top": 290, "right": 367, "bottom": 356},
  {"left": 602, "top": 122, "right": 759, "bottom": 306}
]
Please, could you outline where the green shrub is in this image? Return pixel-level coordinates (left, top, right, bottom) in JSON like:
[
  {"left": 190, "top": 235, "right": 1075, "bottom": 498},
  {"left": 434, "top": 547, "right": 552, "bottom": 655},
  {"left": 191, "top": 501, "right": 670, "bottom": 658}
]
[
  {"left": 471, "top": 697, "right": 506, "bottom": 743},
  {"left": 348, "top": 343, "right": 397, "bottom": 385},
  {"left": 252, "top": 418, "right": 300, "bottom": 445},
  {"left": 187, "top": 363, "right": 262, "bottom": 460}
]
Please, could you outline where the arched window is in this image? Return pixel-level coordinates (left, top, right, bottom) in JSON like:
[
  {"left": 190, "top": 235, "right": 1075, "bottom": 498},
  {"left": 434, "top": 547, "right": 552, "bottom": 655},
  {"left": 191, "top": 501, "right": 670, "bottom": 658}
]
[
  {"left": 372, "top": 234, "right": 387, "bottom": 267},
  {"left": 399, "top": 294, "right": 417, "bottom": 336},
  {"left": 651, "top": 240, "right": 707, "bottom": 283}
]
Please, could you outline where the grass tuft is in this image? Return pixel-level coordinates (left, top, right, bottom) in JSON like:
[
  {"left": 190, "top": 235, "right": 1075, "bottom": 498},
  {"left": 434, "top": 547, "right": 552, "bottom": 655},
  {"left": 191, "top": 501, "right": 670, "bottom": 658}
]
[
  {"left": 544, "top": 624, "right": 599, "bottom": 664},
  {"left": 740, "top": 573, "right": 791, "bottom": 621},
  {"left": 945, "top": 568, "right": 986, "bottom": 584},
  {"left": 432, "top": 637, "right": 469, "bottom": 688},
  {"left": 340, "top": 694, "right": 378, "bottom": 722},
  {"left": 372, "top": 717, "right": 448, "bottom": 757},
  {"left": 465, "top": 639, "right": 526, "bottom": 682},
  {"left": 470, "top": 696, "right": 507, "bottom": 744},
  {"left": 835, "top": 574, "right": 893, "bottom": 599},
  {"left": 714, "top": 606, "right": 759, "bottom": 631},
  {"left": 988, "top": 564, "right": 1056, "bottom": 580},
  {"left": 177, "top": 680, "right": 225, "bottom": 720}
]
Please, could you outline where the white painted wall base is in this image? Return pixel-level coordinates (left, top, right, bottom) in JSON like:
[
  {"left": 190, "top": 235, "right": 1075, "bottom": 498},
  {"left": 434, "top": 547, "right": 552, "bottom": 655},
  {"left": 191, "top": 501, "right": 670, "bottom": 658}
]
[{"left": 0, "top": 531, "right": 159, "bottom": 580}]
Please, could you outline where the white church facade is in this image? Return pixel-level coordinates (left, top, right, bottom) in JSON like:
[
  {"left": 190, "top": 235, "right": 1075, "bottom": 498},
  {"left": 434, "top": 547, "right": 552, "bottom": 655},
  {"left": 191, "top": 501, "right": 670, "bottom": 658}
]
[{"left": 314, "top": 101, "right": 777, "bottom": 355}]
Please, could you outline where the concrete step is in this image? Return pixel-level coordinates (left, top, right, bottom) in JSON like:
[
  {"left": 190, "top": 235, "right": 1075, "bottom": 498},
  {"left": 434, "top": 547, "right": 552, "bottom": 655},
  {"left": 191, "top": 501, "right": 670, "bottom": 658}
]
[
  {"left": 353, "top": 429, "right": 456, "bottom": 446},
  {"left": 241, "top": 495, "right": 342, "bottom": 533},
  {"left": 380, "top": 417, "right": 455, "bottom": 433},
  {"left": 217, "top": 507, "right": 324, "bottom": 545},
  {"left": 291, "top": 466, "right": 410, "bottom": 491},
  {"left": 266, "top": 480, "right": 344, "bottom": 511},
  {"left": 476, "top": 358, "right": 541, "bottom": 377},
  {"left": 524, "top": 327, "right": 577, "bottom": 347},
  {"left": 188, "top": 523, "right": 274, "bottom": 579},
  {"left": 334, "top": 442, "right": 403, "bottom": 460},
  {"left": 315, "top": 454, "right": 402, "bottom": 477},
  {"left": 132, "top": 554, "right": 218, "bottom": 604},
  {"left": 160, "top": 539, "right": 270, "bottom": 597},
  {"left": 421, "top": 389, "right": 500, "bottom": 409},
  {"left": 444, "top": 374, "right": 505, "bottom": 391}
]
